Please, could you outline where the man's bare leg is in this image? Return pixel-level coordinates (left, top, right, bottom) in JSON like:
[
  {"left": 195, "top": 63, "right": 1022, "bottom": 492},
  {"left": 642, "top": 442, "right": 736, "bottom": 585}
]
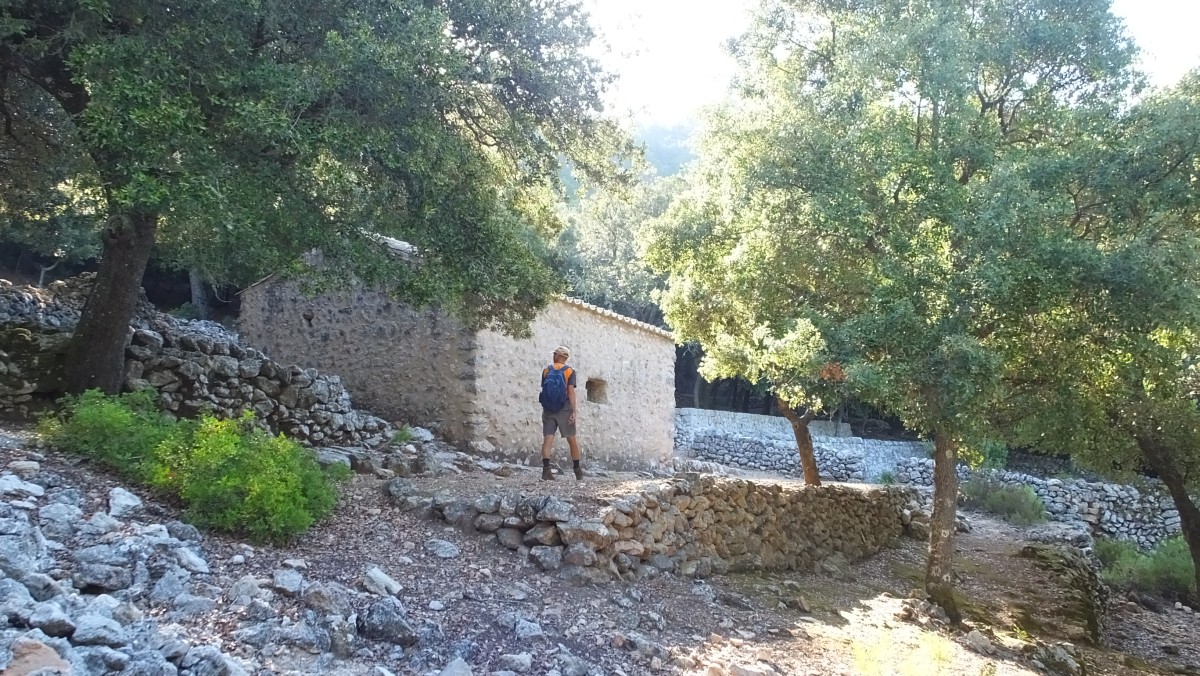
[
  {"left": 540, "top": 435, "right": 555, "bottom": 480},
  {"left": 566, "top": 437, "right": 583, "bottom": 480}
]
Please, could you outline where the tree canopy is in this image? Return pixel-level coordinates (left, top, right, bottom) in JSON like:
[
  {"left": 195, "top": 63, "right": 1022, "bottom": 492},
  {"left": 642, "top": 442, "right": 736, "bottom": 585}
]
[
  {"left": 646, "top": 0, "right": 1149, "bottom": 618},
  {"left": 1, "top": 0, "right": 632, "bottom": 391}
]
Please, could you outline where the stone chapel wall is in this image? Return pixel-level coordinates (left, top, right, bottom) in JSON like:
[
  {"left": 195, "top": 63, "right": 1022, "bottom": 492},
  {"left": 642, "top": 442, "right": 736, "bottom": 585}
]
[
  {"left": 237, "top": 280, "right": 476, "bottom": 441},
  {"left": 472, "top": 298, "right": 676, "bottom": 467}
]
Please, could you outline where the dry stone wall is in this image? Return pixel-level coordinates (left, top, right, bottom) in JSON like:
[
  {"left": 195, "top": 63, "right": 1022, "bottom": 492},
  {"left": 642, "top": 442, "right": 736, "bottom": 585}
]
[
  {"left": 894, "top": 458, "right": 1183, "bottom": 549},
  {"left": 675, "top": 409, "right": 928, "bottom": 482},
  {"left": 237, "top": 279, "right": 474, "bottom": 443},
  {"left": 0, "top": 277, "right": 393, "bottom": 447},
  {"left": 683, "top": 433, "right": 866, "bottom": 481},
  {"left": 674, "top": 408, "right": 851, "bottom": 442},
  {"left": 392, "top": 475, "right": 916, "bottom": 580}
]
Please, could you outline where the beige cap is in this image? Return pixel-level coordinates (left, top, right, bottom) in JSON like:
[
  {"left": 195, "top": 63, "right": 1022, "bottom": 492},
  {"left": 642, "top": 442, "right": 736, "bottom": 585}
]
[{"left": 553, "top": 345, "right": 571, "bottom": 358}]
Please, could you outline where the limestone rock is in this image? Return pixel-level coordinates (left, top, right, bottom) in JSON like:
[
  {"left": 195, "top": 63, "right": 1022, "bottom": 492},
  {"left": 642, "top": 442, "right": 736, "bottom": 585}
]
[
  {"left": 358, "top": 597, "right": 418, "bottom": 646},
  {"left": 529, "top": 546, "right": 564, "bottom": 572},
  {"left": 425, "top": 538, "right": 461, "bottom": 559},
  {"left": 107, "top": 487, "right": 143, "bottom": 518},
  {"left": 438, "top": 657, "right": 473, "bottom": 676},
  {"left": 497, "top": 653, "right": 533, "bottom": 673},
  {"left": 363, "top": 566, "right": 402, "bottom": 596},
  {"left": 72, "top": 614, "right": 129, "bottom": 647},
  {"left": 301, "top": 582, "right": 354, "bottom": 617},
  {"left": 28, "top": 601, "right": 76, "bottom": 637}
]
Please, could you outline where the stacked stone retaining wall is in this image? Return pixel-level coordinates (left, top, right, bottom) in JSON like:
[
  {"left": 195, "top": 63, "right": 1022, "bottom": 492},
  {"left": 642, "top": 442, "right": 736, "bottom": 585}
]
[
  {"left": 396, "top": 475, "right": 916, "bottom": 579},
  {"left": 894, "top": 457, "right": 1183, "bottom": 549},
  {"left": 0, "top": 277, "right": 393, "bottom": 447},
  {"left": 675, "top": 408, "right": 928, "bottom": 482}
]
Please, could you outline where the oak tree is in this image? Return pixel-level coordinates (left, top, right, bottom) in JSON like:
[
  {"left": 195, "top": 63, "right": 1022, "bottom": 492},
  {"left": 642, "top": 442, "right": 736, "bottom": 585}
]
[
  {"left": 648, "top": 0, "right": 1138, "bottom": 618},
  {"left": 1, "top": 0, "right": 630, "bottom": 392}
]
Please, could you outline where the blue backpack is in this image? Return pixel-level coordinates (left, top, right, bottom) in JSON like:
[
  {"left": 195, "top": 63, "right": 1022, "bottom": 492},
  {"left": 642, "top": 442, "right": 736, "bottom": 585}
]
[{"left": 539, "top": 365, "right": 572, "bottom": 413}]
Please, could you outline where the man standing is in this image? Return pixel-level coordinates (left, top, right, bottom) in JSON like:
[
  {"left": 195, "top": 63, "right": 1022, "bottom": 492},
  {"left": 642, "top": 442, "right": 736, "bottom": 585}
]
[{"left": 539, "top": 345, "right": 584, "bottom": 481}]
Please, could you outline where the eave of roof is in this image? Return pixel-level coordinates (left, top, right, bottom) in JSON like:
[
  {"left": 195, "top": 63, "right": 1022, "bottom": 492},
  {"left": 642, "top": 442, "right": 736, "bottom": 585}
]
[{"left": 557, "top": 296, "right": 674, "bottom": 341}]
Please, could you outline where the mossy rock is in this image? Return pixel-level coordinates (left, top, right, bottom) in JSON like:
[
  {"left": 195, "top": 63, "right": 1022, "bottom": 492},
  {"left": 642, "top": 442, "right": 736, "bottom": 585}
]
[
  {"left": 1019, "top": 544, "right": 1108, "bottom": 644},
  {"left": 0, "top": 324, "right": 70, "bottom": 395}
]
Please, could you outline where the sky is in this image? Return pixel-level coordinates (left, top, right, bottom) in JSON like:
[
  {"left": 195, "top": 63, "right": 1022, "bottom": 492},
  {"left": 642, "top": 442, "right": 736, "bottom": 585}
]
[{"left": 583, "top": 0, "right": 1200, "bottom": 127}]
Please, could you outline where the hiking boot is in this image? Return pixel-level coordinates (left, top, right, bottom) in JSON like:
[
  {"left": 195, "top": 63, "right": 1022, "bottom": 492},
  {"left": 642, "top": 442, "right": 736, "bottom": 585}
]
[
  {"left": 541, "top": 466, "right": 555, "bottom": 481},
  {"left": 573, "top": 464, "right": 584, "bottom": 481}
]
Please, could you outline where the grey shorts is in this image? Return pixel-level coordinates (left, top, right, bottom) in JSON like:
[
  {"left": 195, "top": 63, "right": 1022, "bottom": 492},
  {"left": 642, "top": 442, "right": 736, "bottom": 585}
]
[{"left": 542, "top": 407, "right": 576, "bottom": 438}]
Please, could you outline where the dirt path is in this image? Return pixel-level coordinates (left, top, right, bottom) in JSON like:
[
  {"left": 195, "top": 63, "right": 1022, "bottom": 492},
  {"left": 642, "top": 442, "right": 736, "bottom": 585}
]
[{"left": 2, "top": 421, "right": 1197, "bottom": 675}]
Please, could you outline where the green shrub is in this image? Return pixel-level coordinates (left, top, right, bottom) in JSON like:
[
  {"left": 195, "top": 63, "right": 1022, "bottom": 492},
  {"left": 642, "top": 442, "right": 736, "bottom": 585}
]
[
  {"left": 168, "top": 302, "right": 199, "bottom": 320},
  {"left": 959, "top": 477, "right": 1047, "bottom": 526},
  {"left": 41, "top": 390, "right": 347, "bottom": 542},
  {"left": 389, "top": 425, "right": 415, "bottom": 446},
  {"left": 960, "top": 438, "right": 1009, "bottom": 470},
  {"left": 1095, "top": 536, "right": 1196, "bottom": 604},
  {"left": 879, "top": 471, "right": 896, "bottom": 485},
  {"left": 37, "top": 389, "right": 182, "bottom": 478}
]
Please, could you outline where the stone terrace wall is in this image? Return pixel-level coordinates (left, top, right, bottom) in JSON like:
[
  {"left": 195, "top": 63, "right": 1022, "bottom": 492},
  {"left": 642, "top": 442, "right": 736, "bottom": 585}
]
[
  {"left": 397, "top": 476, "right": 916, "bottom": 579},
  {"left": 895, "top": 458, "right": 1182, "bottom": 549},
  {"left": 674, "top": 408, "right": 851, "bottom": 444},
  {"left": 675, "top": 408, "right": 928, "bottom": 482},
  {"left": 0, "top": 277, "right": 393, "bottom": 447},
  {"left": 238, "top": 279, "right": 475, "bottom": 443},
  {"left": 684, "top": 433, "right": 866, "bottom": 481},
  {"left": 473, "top": 299, "right": 676, "bottom": 468}
]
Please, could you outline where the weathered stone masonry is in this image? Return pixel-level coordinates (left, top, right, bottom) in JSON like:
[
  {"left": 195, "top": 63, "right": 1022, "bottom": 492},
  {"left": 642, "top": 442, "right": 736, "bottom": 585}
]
[
  {"left": 239, "top": 280, "right": 677, "bottom": 468},
  {"left": 896, "top": 458, "right": 1185, "bottom": 549},
  {"left": 395, "top": 476, "right": 917, "bottom": 578},
  {"left": 674, "top": 408, "right": 929, "bottom": 482},
  {"left": 0, "top": 277, "right": 393, "bottom": 447}
]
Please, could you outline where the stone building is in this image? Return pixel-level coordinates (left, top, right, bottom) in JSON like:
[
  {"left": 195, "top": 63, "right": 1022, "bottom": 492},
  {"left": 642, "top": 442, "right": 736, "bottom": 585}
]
[{"left": 237, "top": 279, "right": 677, "bottom": 467}]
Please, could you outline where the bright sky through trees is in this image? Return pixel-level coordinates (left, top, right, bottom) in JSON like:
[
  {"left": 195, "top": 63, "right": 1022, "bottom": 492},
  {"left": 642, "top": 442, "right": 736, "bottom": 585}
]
[{"left": 584, "top": 0, "right": 1200, "bottom": 125}]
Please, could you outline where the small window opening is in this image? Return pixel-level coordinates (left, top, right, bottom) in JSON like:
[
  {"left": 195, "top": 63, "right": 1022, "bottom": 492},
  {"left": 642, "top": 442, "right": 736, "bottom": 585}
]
[{"left": 586, "top": 378, "right": 609, "bottom": 404}]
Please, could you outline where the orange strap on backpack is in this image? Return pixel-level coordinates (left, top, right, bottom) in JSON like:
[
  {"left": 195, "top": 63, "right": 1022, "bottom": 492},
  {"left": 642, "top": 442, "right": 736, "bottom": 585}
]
[{"left": 542, "top": 365, "right": 573, "bottom": 384}]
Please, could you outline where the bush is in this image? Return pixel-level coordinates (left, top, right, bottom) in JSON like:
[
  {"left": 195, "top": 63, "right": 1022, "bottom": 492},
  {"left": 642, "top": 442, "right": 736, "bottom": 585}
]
[
  {"left": 879, "top": 471, "right": 896, "bottom": 485},
  {"left": 389, "top": 425, "right": 415, "bottom": 446},
  {"left": 1095, "top": 536, "right": 1196, "bottom": 604},
  {"left": 960, "top": 438, "right": 1009, "bottom": 470},
  {"left": 37, "top": 390, "right": 182, "bottom": 477},
  {"left": 40, "top": 390, "right": 347, "bottom": 542},
  {"left": 959, "top": 477, "right": 1047, "bottom": 526}
]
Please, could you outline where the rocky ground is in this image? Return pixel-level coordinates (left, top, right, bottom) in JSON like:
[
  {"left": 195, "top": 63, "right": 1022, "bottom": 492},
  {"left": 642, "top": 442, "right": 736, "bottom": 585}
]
[{"left": 0, "top": 423, "right": 1197, "bottom": 676}]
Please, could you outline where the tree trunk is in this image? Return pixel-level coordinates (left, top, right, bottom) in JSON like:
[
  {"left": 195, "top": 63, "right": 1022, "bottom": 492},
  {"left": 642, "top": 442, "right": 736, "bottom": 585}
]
[
  {"left": 926, "top": 432, "right": 962, "bottom": 623},
  {"left": 778, "top": 398, "right": 821, "bottom": 486},
  {"left": 63, "top": 211, "right": 158, "bottom": 394},
  {"left": 1140, "top": 440, "right": 1200, "bottom": 600},
  {"left": 188, "top": 269, "right": 211, "bottom": 320}
]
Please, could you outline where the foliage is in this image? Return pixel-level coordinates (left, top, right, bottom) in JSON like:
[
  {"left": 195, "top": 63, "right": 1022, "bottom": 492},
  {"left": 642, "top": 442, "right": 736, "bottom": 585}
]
[
  {"left": 961, "top": 440, "right": 1009, "bottom": 470},
  {"left": 637, "top": 123, "right": 696, "bottom": 178},
  {"left": 40, "top": 390, "right": 346, "bottom": 542},
  {"left": 37, "top": 390, "right": 181, "bottom": 473},
  {"left": 1095, "top": 537, "right": 1197, "bottom": 604},
  {"left": 0, "top": 78, "right": 102, "bottom": 268},
  {"left": 1, "top": 0, "right": 636, "bottom": 393},
  {"left": 147, "top": 413, "right": 347, "bottom": 542},
  {"left": 551, "top": 176, "right": 678, "bottom": 325},
  {"left": 167, "top": 303, "right": 200, "bottom": 321},
  {"left": 645, "top": 0, "right": 1144, "bottom": 615},
  {"left": 959, "top": 478, "right": 1047, "bottom": 527},
  {"left": 878, "top": 471, "right": 895, "bottom": 486},
  {"left": 389, "top": 426, "right": 415, "bottom": 446}
]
